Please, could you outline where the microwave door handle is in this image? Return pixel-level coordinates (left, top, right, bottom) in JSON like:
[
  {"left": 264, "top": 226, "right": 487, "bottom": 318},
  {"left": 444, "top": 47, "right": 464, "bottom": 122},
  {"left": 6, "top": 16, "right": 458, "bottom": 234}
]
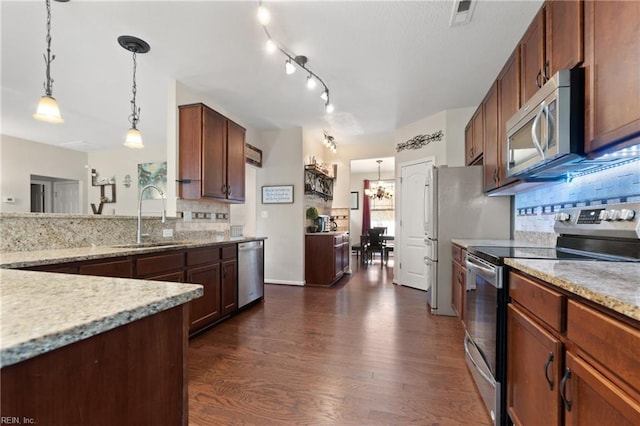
[
  {"left": 531, "top": 102, "right": 546, "bottom": 159},
  {"left": 546, "top": 102, "right": 555, "bottom": 150}
]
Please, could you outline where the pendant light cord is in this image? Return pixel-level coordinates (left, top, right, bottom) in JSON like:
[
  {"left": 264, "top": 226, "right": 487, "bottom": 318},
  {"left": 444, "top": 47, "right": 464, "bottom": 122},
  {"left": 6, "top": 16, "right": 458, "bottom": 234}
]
[
  {"left": 42, "top": 0, "right": 55, "bottom": 96},
  {"left": 129, "top": 51, "right": 140, "bottom": 129}
]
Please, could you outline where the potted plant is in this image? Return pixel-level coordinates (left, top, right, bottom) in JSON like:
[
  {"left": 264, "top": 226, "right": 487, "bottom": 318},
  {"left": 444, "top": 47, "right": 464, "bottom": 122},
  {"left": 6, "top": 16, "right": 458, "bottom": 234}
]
[{"left": 306, "top": 206, "right": 319, "bottom": 233}]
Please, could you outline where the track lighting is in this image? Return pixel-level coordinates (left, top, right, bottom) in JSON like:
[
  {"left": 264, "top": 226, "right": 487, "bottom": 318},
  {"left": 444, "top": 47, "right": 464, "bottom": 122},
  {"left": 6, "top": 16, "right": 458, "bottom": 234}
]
[
  {"left": 33, "top": 0, "right": 67, "bottom": 124},
  {"left": 285, "top": 59, "right": 296, "bottom": 75},
  {"left": 306, "top": 75, "right": 317, "bottom": 90},
  {"left": 118, "top": 35, "right": 150, "bottom": 149},
  {"left": 265, "top": 38, "right": 276, "bottom": 54},
  {"left": 257, "top": 1, "right": 334, "bottom": 114},
  {"left": 257, "top": 5, "right": 271, "bottom": 25}
]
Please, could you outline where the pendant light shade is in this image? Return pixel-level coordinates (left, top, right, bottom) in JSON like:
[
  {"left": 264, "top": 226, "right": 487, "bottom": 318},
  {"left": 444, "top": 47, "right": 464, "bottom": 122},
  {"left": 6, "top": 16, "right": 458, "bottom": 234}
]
[
  {"left": 34, "top": 0, "right": 65, "bottom": 124},
  {"left": 124, "top": 127, "right": 143, "bottom": 149},
  {"left": 33, "top": 95, "right": 63, "bottom": 123}
]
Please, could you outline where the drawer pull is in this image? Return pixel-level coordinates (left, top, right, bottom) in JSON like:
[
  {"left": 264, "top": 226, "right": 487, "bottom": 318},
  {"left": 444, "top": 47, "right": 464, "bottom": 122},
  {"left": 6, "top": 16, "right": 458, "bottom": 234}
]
[
  {"left": 560, "top": 368, "right": 572, "bottom": 412},
  {"left": 543, "top": 352, "right": 554, "bottom": 390}
]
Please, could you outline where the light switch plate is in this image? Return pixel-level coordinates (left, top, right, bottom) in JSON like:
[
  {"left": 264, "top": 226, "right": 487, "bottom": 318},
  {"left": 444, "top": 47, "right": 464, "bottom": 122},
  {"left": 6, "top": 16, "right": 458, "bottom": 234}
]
[{"left": 261, "top": 210, "right": 269, "bottom": 219}]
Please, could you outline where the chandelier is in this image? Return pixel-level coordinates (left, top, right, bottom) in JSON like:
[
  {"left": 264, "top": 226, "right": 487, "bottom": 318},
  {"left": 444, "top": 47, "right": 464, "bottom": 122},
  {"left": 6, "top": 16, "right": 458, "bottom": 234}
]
[{"left": 365, "top": 160, "right": 393, "bottom": 200}]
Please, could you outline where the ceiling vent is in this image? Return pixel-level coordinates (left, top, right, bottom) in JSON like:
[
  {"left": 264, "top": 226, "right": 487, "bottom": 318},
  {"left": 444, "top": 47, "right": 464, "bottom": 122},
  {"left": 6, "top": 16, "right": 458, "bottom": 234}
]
[{"left": 450, "top": 0, "right": 476, "bottom": 27}]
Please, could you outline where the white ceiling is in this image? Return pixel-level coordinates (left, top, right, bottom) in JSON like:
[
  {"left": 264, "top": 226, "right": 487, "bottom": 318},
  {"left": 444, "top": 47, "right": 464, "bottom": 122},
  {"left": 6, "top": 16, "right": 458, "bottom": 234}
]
[{"left": 1, "top": 0, "right": 543, "bottom": 152}]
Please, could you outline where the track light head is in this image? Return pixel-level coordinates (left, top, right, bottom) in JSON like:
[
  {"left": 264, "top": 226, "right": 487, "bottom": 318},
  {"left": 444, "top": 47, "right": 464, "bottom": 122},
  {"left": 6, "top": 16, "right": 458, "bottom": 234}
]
[
  {"left": 325, "top": 102, "right": 334, "bottom": 114},
  {"left": 265, "top": 38, "right": 276, "bottom": 54},
  {"left": 257, "top": 5, "right": 271, "bottom": 25},
  {"left": 320, "top": 89, "right": 329, "bottom": 101},
  {"left": 285, "top": 59, "right": 296, "bottom": 75},
  {"left": 306, "top": 75, "right": 317, "bottom": 90}
]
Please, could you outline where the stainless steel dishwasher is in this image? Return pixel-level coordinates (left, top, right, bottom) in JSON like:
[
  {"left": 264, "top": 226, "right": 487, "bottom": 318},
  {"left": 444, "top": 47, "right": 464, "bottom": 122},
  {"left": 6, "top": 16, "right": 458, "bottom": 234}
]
[{"left": 237, "top": 240, "right": 264, "bottom": 308}]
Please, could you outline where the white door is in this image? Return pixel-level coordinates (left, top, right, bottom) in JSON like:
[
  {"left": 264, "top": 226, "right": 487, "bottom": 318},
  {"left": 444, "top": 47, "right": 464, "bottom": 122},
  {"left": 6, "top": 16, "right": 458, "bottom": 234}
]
[
  {"left": 53, "top": 181, "right": 80, "bottom": 213},
  {"left": 398, "top": 159, "right": 432, "bottom": 291}
]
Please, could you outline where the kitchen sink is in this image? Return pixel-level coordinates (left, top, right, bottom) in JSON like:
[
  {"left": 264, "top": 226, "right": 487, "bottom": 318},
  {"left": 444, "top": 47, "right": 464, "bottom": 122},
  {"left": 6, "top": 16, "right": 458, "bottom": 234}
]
[{"left": 111, "top": 241, "right": 186, "bottom": 249}]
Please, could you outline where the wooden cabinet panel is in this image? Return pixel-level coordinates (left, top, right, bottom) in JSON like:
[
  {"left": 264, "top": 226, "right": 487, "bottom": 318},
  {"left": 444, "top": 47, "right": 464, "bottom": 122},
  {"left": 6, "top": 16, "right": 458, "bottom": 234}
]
[
  {"left": 451, "top": 260, "right": 465, "bottom": 320},
  {"left": 226, "top": 119, "right": 246, "bottom": 202},
  {"left": 509, "top": 271, "right": 565, "bottom": 332},
  {"left": 465, "top": 106, "right": 483, "bottom": 165},
  {"left": 136, "top": 252, "right": 184, "bottom": 278},
  {"left": 520, "top": 7, "right": 546, "bottom": 103},
  {"left": 221, "top": 259, "right": 237, "bottom": 315},
  {"left": 187, "top": 247, "right": 221, "bottom": 266},
  {"left": 305, "top": 233, "right": 347, "bottom": 287},
  {"left": 566, "top": 300, "right": 640, "bottom": 396},
  {"left": 497, "top": 47, "right": 521, "bottom": 187},
  {"left": 482, "top": 81, "right": 500, "bottom": 191},
  {"left": 584, "top": 0, "right": 640, "bottom": 154},
  {"left": 177, "top": 105, "right": 203, "bottom": 200},
  {"left": 146, "top": 271, "right": 185, "bottom": 282},
  {"left": 564, "top": 351, "right": 640, "bottom": 426},
  {"left": 545, "top": 0, "right": 583, "bottom": 76},
  {"left": 507, "top": 303, "right": 562, "bottom": 426},
  {"left": 202, "top": 107, "right": 227, "bottom": 199},
  {"left": 79, "top": 258, "right": 133, "bottom": 278},
  {"left": 187, "top": 263, "right": 222, "bottom": 331}
]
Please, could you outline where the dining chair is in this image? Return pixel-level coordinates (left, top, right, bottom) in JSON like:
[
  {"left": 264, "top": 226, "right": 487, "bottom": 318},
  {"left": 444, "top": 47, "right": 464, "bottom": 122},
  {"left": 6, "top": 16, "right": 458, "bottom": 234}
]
[{"left": 366, "top": 228, "right": 386, "bottom": 266}]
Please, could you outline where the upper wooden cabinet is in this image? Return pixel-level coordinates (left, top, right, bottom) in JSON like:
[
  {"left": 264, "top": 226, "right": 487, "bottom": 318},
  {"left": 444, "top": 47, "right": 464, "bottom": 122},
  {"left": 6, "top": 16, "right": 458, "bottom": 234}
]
[
  {"left": 583, "top": 0, "right": 640, "bottom": 154},
  {"left": 482, "top": 82, "right": 499, "bottom": 191},
  {"left": 465, "top": 106, "right": 483, "bottom": 165},
  {"left": 497, "top": 47, "right": 521, "bottom": 188},
  {"left": 520, "top": 1, "right": 584, "bottom": 105},
  {"left": 178, "top": 103, "right": 246, "bottom": 203}
]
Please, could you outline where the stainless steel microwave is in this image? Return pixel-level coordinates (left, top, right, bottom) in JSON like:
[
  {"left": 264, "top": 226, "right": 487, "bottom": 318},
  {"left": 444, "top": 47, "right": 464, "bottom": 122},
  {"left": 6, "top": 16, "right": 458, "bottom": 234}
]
[{"left": 505, "top": 68, "right": 584, "bottom": 180}]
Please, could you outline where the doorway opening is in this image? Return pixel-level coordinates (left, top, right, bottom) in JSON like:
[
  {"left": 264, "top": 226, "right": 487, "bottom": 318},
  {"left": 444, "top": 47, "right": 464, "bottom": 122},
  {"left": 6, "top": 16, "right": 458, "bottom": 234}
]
[{"left": 30, "top": 175, "right": 80, "bottom": 213}]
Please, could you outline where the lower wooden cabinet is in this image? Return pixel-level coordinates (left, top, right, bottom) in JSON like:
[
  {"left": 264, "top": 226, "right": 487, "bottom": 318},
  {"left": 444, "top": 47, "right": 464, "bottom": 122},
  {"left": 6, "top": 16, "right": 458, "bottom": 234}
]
[
  {"left": 221, "top": 257, "right": 238, "bottom": 316},
  {"left": 507, "top": 270, "right": 640, "bottom": 425},
  {"left": 305, "top": 233, "right": 349, "bottom": 287},
  {"left": 187, "top": 263, "right": 222, "bottom": 331},
  {"left": 507, "top": 303, "right": 563, "bottom": 426}
]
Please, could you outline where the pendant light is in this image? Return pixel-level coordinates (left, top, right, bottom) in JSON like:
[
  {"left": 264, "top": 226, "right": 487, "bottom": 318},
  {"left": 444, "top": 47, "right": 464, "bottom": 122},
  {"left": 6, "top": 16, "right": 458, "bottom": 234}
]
[
  {"left": 118, "top": 36, "right": 150, "bottom": 149},
  {"left": 33, "top": 0, "right": 68, "bottom": 124},
  {"left": 365, "top": 160, "right": 393, "bottom": 200}
]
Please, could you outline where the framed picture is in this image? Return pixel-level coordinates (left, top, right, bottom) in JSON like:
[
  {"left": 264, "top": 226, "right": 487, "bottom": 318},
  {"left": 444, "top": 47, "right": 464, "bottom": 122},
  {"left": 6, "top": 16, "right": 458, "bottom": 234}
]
[
  {"left": 350, "top": 191, "right": 359, "bottom": 210},
  {"left": 246, "top": 143, "right": 263, "bottom": 167},
  {"left": 262, "top": 185, "right": 294, "bottom": 204}
]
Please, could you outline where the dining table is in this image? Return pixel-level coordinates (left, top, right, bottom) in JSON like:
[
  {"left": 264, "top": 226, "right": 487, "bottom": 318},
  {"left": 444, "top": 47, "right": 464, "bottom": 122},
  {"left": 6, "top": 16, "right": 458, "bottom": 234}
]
[{"left": 359, "top": 234, "right": 394, "bottom": 265}]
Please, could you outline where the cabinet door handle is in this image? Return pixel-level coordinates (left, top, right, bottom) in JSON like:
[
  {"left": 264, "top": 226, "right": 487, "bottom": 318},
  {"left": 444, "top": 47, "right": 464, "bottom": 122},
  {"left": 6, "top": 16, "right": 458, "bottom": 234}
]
[
  {"left": 227, "top": 185, "right": 232, "bottom": 196},
  {"left": 543, "top": 60, "right": 550, "bottom": 82},
  {"left": 543, "top": 352, "right": 554, "bottom": 390},
  {"left": 560, "top": 368, "right": 572, "bottom": 412},
  {"left": 536, "top": 70, "right": 543, "bottom": 88}
]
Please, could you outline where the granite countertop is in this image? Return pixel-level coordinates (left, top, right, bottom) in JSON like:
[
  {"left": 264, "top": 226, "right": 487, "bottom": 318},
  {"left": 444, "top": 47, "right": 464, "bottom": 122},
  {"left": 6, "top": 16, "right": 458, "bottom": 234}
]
[
  {"left": 0, "top": 269, "right": 203, "bottom": 367},
  {"left": 451, "top": 239, "right": 551, "bottom": 249},
  {"left": 505, "top": 258, "right": 640, "bottom": 322},
  {"left": 0, "top": 236, "right": 266, "bottom": 269}
]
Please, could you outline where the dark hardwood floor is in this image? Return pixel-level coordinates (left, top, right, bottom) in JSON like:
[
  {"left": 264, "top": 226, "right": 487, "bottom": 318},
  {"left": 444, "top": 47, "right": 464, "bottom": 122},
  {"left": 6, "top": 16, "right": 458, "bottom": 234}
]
[{"left": 188, "top": 257, "right": 491, "bottom": 425}]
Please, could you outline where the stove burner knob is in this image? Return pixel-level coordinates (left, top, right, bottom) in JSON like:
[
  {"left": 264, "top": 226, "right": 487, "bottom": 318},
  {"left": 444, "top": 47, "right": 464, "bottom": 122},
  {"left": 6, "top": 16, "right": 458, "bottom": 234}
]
[
  {"left": 555, "top": 212, "right": 571, "bottom": 222},
  {"left": 608, "top": 210, "right": 621, "bottom": 221},
  {"left": 619, "top": 209, "right": 636, "bottom": 221},
  {"left": 598, "top": 210, "right": 608, "bottom": 220},
  {"left": 600, "top": 210, "right": 615, "bottom": 221}
]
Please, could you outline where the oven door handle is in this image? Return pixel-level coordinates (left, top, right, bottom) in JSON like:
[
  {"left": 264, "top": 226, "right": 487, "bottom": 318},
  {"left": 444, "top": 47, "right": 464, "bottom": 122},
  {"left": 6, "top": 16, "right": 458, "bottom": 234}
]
[
  {"left": 465, "top": 255, "right": 497, "bottom": 278},
  {"left": 464, "top": 335, "right": 496, "bottom": 386}
]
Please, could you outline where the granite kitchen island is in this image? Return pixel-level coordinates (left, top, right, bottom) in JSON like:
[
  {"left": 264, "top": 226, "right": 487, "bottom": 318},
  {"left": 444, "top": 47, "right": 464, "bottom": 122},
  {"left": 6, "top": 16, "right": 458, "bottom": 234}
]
[{"left": 0, "top": 268, "right": 202, "bottom": 425}]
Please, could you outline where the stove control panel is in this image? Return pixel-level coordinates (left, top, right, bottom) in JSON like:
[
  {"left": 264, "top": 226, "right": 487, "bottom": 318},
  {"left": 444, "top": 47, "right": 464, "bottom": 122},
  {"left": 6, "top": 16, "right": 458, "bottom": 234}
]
[{"left": 553, "top": 202, "right": 639, "bottom": 239}]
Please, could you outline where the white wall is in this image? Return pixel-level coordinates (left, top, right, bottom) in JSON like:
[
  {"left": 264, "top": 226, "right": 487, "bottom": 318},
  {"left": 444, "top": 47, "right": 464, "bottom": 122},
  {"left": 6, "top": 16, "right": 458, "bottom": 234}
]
[
  {"left": 0, "top": 135, "right": 88, "bottom": 213},
  {"left": 86, "top": 143, "right": 168, "bottom": 216},
  {"left": 256, "top": 127, "right": 305, "bottom": 285}
]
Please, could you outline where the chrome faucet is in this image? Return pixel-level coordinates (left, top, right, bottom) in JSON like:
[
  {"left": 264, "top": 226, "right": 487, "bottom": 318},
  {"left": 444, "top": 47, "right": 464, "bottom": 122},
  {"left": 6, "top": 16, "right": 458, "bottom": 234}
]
[{"left": 137, "top": 184, "right": 167, "bottom": 244}]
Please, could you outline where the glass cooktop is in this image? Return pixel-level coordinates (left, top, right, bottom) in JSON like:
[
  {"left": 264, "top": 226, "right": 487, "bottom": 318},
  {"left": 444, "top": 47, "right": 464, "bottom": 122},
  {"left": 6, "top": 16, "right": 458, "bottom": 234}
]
[{"left": 467, "top": 245, "right": 640, "bottom": 265}]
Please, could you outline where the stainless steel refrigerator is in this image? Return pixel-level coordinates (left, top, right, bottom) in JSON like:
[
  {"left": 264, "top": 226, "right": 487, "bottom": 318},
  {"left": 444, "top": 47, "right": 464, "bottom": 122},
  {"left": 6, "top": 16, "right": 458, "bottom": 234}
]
[{"left": 424, "top": 165, "right": 511, "bottom": 316}]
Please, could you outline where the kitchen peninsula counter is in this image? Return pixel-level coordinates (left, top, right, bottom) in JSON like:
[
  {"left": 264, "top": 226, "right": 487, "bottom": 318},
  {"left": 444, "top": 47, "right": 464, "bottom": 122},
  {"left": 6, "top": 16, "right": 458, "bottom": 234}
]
[{"left": 0, "top": 236, "right": 265, "bottom": 269}]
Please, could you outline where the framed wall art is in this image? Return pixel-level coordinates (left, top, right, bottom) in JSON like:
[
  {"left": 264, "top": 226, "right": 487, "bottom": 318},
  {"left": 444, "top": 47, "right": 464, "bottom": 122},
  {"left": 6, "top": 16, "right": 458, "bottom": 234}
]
[{"left": 262, "top": 185, "right": 294, "bottom": 204}]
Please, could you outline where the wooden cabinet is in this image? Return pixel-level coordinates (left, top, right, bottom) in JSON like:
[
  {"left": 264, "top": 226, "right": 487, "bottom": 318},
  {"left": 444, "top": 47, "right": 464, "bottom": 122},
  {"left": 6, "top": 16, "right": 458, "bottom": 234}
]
[
  {"left": 186, "top": 244, "right": 238, "bottom": 334},
  {"left": 583, "top": 0, "right": 640, "bottom": 154},
  {"left": 520, "top": 7, "right": 546, "bottom": 104},
  {"left": 520, "top": 1, "right": 583, "bottom": 105},
  {"left": 178, "top": 103, "right": 246, "bottom": 203},
  {"left": 507, "top": 303, "right": 563, "bottom": 426},
  {"left": 482, "top": 82, "right": 500, "bottom": 191},
  {"left": 507, "top": 270, "right": 640, "bottom": 425},
  {"left": 465, "top": 106, "right": 483, "bottom": 165},
  {"left": 497, "top": 48, "right": 521, "bottom": 188},
  {"left": 451, "top": 244, "right": 466, "bottom": 321},
  {"left": 305, "top": 233, "right": 348, "bottom": 287}
]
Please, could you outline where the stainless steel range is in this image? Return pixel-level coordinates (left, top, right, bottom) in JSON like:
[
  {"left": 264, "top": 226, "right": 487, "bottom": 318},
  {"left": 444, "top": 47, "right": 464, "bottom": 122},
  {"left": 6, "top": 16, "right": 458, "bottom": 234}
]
[{"left": 463, "top": 202, "right": 640, "bottom": 426}]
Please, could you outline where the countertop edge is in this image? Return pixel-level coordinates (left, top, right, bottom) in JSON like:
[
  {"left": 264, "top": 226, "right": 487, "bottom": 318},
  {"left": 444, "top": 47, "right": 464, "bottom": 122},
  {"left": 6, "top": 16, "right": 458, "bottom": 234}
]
[{"left": 0, "top": 277, "right": 203, "bottom": 368}]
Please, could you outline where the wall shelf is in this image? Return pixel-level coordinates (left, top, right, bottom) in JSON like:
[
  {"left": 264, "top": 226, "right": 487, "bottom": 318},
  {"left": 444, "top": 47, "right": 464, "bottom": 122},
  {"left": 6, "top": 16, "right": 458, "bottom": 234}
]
[{"left": 304, "top": 165, "right": 334, "bottom": 201}]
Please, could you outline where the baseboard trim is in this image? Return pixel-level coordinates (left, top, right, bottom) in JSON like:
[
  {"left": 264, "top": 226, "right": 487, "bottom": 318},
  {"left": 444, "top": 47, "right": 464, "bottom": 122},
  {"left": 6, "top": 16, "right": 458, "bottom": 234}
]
[{"left": 265, "top": 279, "right": 304, "bottom": 286}]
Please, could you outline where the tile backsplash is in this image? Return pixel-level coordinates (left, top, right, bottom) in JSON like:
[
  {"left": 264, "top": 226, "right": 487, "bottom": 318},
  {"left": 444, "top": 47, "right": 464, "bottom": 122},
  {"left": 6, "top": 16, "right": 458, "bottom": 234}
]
[{"left": 514, "top": 160, "right": 640, "bottom": 237}]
